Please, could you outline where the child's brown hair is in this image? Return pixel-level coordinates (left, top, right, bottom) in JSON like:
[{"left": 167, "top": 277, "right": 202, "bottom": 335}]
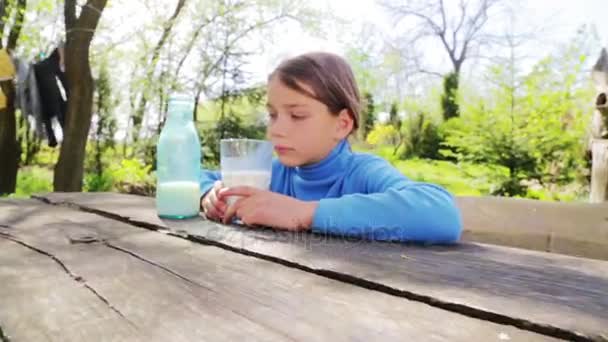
[{"left": 269, "top": 52, "right": 361, "bottom": 133}]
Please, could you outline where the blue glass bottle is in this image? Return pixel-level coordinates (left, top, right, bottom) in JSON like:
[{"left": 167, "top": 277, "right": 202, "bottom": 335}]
[{"left": 156, "top": 95, "right": 201, "bottom": 219}]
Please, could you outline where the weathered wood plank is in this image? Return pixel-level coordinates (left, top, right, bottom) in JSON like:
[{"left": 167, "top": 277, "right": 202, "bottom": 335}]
[
  {"left": 0, "top": 199, "right": 554, "bottom": 341},
  {"left": 35, "top": 191, "right": 608, "bottom": 260},
  {"left": 0, "top": 236, "right": 139, "bottom": 342},
  {"left": 32, "top": 192, "right": 608, "bottom": 341},
  {"left": 457, "top": 196, "right": 608, "bottom": 260},
  {"left": 591, "top": 140, "right": 608, "bottom": 203}
]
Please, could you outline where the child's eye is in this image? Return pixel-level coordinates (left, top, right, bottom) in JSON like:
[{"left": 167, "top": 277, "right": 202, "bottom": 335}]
[
  {"left": 291, "top": 113, "right": 307, "bottom": 120},
  {"left": 268, "top": 112, "right": 278, "bottom": 121}
]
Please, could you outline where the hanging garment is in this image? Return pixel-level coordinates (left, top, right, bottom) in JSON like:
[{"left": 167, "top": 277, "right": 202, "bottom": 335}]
[
  {"left": 14, "top": 58, "right": 45, "bottom": 137},
  {"left": 0, "top": 49, "right": 16, "bottom": 110},
  {"left": 34, "top": 48, "right": 68, "bottom": 147}
]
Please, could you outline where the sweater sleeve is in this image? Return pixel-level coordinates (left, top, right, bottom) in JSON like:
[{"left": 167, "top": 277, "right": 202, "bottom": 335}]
[
  {"left": 311, "top": 156, "right": 462, "bottom": 244},
  {"left": 199, "top": 169, "right": 221, "bottom": 198}
]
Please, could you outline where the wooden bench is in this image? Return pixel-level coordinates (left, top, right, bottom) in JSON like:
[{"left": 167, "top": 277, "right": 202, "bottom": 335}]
[{"left": 1, "top": 192, "right": 606, "bottom": 341}]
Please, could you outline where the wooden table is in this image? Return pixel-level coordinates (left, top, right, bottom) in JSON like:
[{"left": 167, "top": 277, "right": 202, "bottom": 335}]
[{"left": 1, "top": 193, "right": 607, "bottom": 342}]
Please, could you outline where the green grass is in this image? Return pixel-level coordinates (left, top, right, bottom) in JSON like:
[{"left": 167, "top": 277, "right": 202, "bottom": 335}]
[
  {"left": 353, "top": 143, "right": 504, "bottom": 196},
  {"left": 9, "top": 166, "right": 53, "bottom": 198},
  {"left": 394, "top": 158, "right": 505, "bottom": 196},
  {"left": 352, "top": 143, "right": 586, "bottom": 200}
]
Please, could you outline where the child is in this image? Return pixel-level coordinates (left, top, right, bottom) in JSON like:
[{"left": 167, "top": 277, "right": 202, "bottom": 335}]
[{"left": 199, "top": 52, "right": 462, "bottom": 243}]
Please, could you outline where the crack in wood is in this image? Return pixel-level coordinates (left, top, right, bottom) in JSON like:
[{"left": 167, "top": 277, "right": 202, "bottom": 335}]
[
  {"left": 0, "top": 231, "right": 14, "bottom": 239},
  {"left": 104, "top": 242, "right": 299, "bottom": 340},
  {"left": 104, "top": 243, "right": 218, "bottom": 293},
  {"left": 34, "top": 197, "right": 603, "bottom": 342},
  {"left": 0, "top": 234, "right": 138, "bottom": 330},
  {"left": 179, "top": 234, "right": 593, "bottom": 342}
]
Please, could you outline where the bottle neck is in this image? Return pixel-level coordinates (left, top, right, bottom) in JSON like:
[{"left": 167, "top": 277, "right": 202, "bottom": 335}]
[
  {"left": 166, "top": 102, "right": 194, "bottom": 124},
  {"left": 166, "top": 110, "right": 192, "bottom": 124}
]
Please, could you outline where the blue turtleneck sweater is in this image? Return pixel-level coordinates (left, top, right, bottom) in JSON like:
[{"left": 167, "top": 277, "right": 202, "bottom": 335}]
[{"left": 200, "top": 140, "right": 462, "bottom": 243}]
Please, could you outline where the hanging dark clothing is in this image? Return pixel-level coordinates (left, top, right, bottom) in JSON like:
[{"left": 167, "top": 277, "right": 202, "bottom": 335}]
[
  {"left": 34, "top": 49, "right": 68, "bottom": 147},
  {"left": 14, "top": 58, "right": 45, "bottom": 137}
]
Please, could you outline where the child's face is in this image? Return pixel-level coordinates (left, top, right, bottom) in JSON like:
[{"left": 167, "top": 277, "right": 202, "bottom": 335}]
[{"left": 266, "top": 76, "right": 353, "bottom": 167}]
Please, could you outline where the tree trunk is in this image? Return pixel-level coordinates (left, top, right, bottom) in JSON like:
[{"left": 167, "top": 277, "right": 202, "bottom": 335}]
[
  {"left": 0, "top": 0, "right": 28, "bottom": 195},
  {"left": 53, "top": 0, "right": 107, "bottom": 192},
  {"left": 590, "top": 139, "right": 608, "bottom": 203},
  {"left": 588, "top": 48, "right": 608, "bottom": 202},
  {"left": 0, "top": 81, "right": 20, "bottom": 195}
]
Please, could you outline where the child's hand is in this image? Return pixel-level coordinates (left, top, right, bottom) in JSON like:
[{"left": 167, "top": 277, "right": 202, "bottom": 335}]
[
  {"left": 218, "top": 187, "right": 318, "bottom": 231},
  {"left": 200, "top": 181, "right": 227, "bottom": 221}
]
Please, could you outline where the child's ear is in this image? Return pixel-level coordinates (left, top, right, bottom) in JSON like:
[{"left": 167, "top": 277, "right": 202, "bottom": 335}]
[{"left": 334, "top": 109, "right": 354, "bottom": 140}]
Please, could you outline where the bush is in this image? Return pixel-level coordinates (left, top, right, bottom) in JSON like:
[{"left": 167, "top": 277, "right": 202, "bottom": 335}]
[
  {"left": 11, "top": 167, "right": 53, "bottom": 198},
  {"left": 441, "top": 49, "right": 591, "bottom": 197},
  {"left": 400, "top": 112, "right": 443, "bottom": 160},
  {"left": 107, "top": 158, "right": 155, "bottom": 196},
  {"left": 84, "top": 172, "right": 114, "bottom": 192},
  {"left": 366, "top": 124, "right": 399, "bottom": 146},
  {"left": 366, "top": 113, "right": 443, "bottom": 160}
]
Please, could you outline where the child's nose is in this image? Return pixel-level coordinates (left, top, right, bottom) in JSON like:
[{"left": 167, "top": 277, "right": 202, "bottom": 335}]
[{"left": 268, "top": 114, "right": 288, "bottom": 137}]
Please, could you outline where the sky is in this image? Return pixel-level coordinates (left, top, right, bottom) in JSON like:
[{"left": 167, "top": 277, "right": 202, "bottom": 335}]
[
  {"left": 249, "top": 0, "right": 608, "bottom": 80},
  {"left": 44, "top": 0, "right": 608, "bottom": 140},
  {"left": 239, "top": 0, "right": 608, "bottom": 122},
  {"left": 86, "top": 0, "right": 608, "bottom": 89}
]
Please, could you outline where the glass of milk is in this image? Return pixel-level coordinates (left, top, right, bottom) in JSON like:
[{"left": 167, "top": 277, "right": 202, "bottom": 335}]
[{"left": 220, "top": 139, "right": 273, "bottom": 206}]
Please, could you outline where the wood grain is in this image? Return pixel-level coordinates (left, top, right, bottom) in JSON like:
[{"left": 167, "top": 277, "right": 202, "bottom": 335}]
[
  {"left": 0, "top": 199, "right": 555, "bottom": 341},
  {"left": 35, "top": 191, "right": 608, "bottom": 260},
  {"left": 32, "top": 192, "right": 608, "bottom": 341}
]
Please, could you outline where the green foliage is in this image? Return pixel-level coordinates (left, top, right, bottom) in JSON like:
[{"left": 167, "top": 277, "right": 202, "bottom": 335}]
[
  {"left": 441, "top": 72, "right": 459, "bottom": 120},
  {"left": 31, "top": 145, "right": 59, "bottom": 167},
  {"left": 346, "top": 49, "right": 379, "bottom": 96},
  {"left": 15, "top": 108, "right": 42, "bottom": 166},
  {"left": 197, "top": 87, "right": 268, "bottom": 167},
  {"left": 353, "top": 144, "right": 508, "bottom": 196},
  {"left": 10, "top": 166, "right": 53, "bottom": 198},
  {"left": 389, "top": 102, "right": 400, "bottom": 127},
  {"left": 441, "top": 46, "right": 592, "bottom": 197},
  {"left": 201, "top": 112, "right": 266, "bottom": 167},
  {"left": 87, "top": 61, "right": 118, "bottom": 178},
  {"left": 108, "top": 158, "right": 155, "bottom": 196},
  {"left": 366, "top": 124, "right": 399, "bottom": 147},
  {"left": 400, "top": 112, "right": 442, "bottom": 160},
  {"left": 394, "top": 158, "right": 507, "bottom": 196},
  {"left": 84, "top": 172, "right": 114, "bottom": 192},
  {"left": 360, "top": 92, "right": 376, "bottom": 139},
  {"left": 368, "top": 106, "right": 442, "bottom": 160}
]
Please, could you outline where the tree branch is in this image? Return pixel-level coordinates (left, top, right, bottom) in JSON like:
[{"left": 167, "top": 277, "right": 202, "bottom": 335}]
[
  {"left": 198, "top": 10, "right": 294, "bottom": 86},
  {"left": 148, "top": 0, "right": 186, "bottom": 70},
  {"left": 76, "top": 0, "right": 108, "bottom": 30},
  {"left": 391, "top": 5, "right": 443, "bottom": 35},
  {"left": 438, "top": 0, "right": 447, "bottom": 34},
  {"left": 456, "top": 0, "right": 495, "bottom": 64},
  {"left": 452, "top": 0, "right": 467, "bottom": 51},
  {"left": 7, "top": 0, "right": 27, "bottom": 51},
  {"left": 175, "top": 12, "right": 223, "bottom": 79}
]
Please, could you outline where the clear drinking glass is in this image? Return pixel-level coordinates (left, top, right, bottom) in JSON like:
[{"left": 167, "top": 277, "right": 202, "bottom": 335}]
[{"left": 220, "top": 139, "right": 273, "bottom": 205}]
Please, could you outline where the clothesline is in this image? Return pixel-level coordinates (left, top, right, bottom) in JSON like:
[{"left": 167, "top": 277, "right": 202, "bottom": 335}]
[{"left": 1, "top": 46, "right": 68, "bottom": 148}]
